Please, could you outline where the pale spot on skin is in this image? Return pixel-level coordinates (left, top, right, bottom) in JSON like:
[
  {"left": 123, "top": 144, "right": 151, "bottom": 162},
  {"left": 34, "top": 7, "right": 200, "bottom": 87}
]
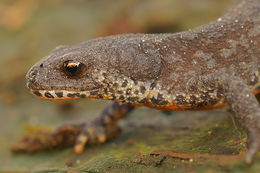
[
  {"left": 249, "top": 25, "right": 260, "bottom": 37},
  {"left": 220, "top": 48, "right": 236, "bottom": 58},
  {"left": 194, "top": 50, "right": 213, "bottom": 60},
  {"left": 207, "top": 59, "right": 216, "bottom": 69}
]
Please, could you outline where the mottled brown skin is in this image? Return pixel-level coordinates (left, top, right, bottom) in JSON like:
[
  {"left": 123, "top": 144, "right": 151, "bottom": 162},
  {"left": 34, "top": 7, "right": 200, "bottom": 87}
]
[{"left": 23, "top": 0, "right": 260, "bottom": 164}]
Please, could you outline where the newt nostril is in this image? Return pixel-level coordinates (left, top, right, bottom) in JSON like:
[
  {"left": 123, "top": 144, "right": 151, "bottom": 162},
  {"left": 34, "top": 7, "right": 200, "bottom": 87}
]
[
  {"left": 26, "top": 68, "right": 39, "bottom": 85},
  {"left": 30, "top": 69, "right": 38, "bottom": 76}
]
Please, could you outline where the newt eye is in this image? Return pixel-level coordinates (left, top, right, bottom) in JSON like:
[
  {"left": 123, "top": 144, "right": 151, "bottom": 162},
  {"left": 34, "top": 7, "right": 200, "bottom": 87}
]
[{"left": 63, "top": 60, "right": 85, "bottom": 77}]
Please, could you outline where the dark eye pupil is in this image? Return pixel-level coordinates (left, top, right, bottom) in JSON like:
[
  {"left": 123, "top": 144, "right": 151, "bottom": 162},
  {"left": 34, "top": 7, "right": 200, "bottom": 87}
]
[
  {"left": 66, "top": 64, "right": 78, "bottom": 74},
  {"left": 63, "top": 60, "right": 82, "bottom": 77}
]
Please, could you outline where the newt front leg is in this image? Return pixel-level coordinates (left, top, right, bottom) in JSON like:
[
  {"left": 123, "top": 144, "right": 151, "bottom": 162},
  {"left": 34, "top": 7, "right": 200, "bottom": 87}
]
[
  {"left": 12, "top": 102, "right": 134, "bottom": 153},
  {"left": 225, "top": 80, "right": 260, "bottom": 164},
  {"left": 199, "top": 74, "right": 260, "bottom": 163},
  {"left": 64, "top": 102, "right": 134, "bottom": 153}
]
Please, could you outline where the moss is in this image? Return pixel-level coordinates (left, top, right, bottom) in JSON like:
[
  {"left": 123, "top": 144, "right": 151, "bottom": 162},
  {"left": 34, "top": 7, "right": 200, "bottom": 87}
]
[
  {"left": 189, "top": 117, "right": 246, "bottom": 155},
  {"left": 49, "top": 115, "right": 247, "bottom": 173}
]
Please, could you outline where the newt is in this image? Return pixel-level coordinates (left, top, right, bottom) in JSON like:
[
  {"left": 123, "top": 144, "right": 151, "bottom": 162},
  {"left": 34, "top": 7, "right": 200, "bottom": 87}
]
[{"left": 22, "top": 0, "right": 260, "bottom": 164}]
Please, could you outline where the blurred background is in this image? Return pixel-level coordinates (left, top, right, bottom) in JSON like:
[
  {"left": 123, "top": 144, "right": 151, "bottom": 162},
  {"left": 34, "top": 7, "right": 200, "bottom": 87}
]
[{"left": 1, "top": 0, "right": 247, "bottom": 172}]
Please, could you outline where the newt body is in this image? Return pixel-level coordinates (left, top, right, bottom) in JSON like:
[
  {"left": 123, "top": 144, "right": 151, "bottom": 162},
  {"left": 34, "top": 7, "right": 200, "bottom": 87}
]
[{"left": 25, "top": 0, "right": 260, "bottom": 163}]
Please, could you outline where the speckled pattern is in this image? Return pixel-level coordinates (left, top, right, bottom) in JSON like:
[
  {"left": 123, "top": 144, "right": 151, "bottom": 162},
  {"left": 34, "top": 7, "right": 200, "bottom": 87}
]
[
  {"left": 27, "top": 0, "right": 260, "bottom": 111},
  {"left": 26, "top": 0, "right": 260, "bottom": 163}
]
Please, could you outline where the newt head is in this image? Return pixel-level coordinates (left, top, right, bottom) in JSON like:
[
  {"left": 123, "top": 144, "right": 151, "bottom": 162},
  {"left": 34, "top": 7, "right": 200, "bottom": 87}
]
[
  {"left": 26, "top": 34, "right": 164, "bottom": 103},
  {"left": 26, "top": 40, "right": 112, "bottom": 101}
]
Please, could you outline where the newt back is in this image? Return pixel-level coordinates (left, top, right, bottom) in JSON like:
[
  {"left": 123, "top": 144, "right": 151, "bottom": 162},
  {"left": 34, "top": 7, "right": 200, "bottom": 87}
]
[{"left": 26, "top": 0, "right": 260, "bottom": 111}]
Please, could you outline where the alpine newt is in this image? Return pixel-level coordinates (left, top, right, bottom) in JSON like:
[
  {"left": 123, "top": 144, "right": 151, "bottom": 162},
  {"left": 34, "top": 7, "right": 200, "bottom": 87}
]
[{"left": 24, "top": 0, "right": 260, "bottom": 163}]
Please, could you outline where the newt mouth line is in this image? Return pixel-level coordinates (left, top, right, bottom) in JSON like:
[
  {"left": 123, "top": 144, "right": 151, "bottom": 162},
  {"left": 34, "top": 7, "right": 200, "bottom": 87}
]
[{"left": 31, "top": 89, "right": 92, "bottom": 100}]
